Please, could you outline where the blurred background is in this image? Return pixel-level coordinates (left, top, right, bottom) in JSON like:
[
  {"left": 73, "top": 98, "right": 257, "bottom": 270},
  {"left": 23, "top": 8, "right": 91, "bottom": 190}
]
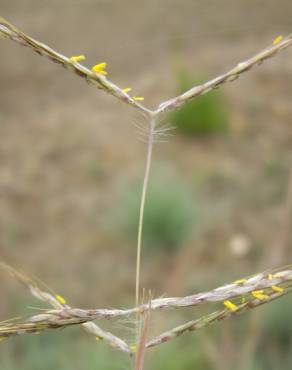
[{"left": 0, "top": 0, "right": 292, "bottom": 369}]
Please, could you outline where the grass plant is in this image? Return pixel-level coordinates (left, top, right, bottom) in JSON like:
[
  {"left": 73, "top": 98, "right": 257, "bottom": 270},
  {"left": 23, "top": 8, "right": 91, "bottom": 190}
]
[{"left": 1, "top": 17, "right": 292, "bottom": 369}]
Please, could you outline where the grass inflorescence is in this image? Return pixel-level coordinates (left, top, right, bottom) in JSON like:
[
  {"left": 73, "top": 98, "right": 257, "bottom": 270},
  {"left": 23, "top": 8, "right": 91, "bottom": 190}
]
[{"left": 1, "top": 16, "right": 292, "bottom": 369}]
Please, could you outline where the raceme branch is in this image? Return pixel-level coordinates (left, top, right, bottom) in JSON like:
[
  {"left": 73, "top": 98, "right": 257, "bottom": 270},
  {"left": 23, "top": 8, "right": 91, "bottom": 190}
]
[
  {"left": 0, "top": 263, "right": 291, "bottom": 355},
  {"left": 1, "top": 17, "right": 292, "bottom": 117},
  {"left": 0, "top": 17, "right": 150, "bottom": 116},
  {"left": 0, "top": 263, "right": 131, "bottom": 354}
]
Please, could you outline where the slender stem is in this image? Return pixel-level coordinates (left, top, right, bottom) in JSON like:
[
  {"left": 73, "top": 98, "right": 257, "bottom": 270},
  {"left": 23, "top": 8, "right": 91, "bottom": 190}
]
[{"left": 135, "top": 116, "right": 156, "bottom": 308}]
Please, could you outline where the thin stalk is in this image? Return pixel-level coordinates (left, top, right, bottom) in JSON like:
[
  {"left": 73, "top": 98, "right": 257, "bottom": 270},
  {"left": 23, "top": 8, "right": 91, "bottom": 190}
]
[
  {"left": 134, "top": 295, "right": 151, "bottom": 370},
  {"left": 135, "top": 116, "right": 156, "bottom": 309}
]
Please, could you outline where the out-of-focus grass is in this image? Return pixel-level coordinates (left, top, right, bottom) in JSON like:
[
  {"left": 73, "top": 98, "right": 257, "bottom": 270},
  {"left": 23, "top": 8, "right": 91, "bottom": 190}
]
[
  {"left": 0, "top": 329, "right": 212, "bottom": 370},
  {"left": 261, "top": 296, "right": 292, "bottom": 354},
  {"left": 148, "top": 336, "right": 211, "bottom": 370},
  {"left": 117, "top": 168, "right": 197, "bottom": 252},
  {"left": 0, "top": 329, "right": 128, "bottom": 370}
]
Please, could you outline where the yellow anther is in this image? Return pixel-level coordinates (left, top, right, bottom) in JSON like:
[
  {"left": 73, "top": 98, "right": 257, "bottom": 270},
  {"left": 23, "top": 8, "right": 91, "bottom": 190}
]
[
  {"left": 223, "top": 300, "right": 239, "bottom": 312},
  {"left": 96, "top": 70, "right": 107, "bottom": 75},
  {"left": 56, "top": 294, "right": 66, "bottom": 305},
  {"left": 251, "top": 290, "right": 270, "bottom": 301},
  {"left": 268, "top": 273, "right": 273, "bottom": 280},
  {"left": 133, "top": 96, "right": 144, "bottom": 101},
  {"left": 130, "top": 345, "right": 137, "bottom": 353},
  {"left": 69, "top": 55, "right": 86, "bottom": 63},
  {"left": 271, "top": 285, "right": 284, "bottom": 293},
  {"left": 234, "top": 278, "right": 247, "bottom": 284},
  {"left": 96, "top": 336, "right": 102, "bottom": 341},
  {"left": 273, "top": 35, "right": 283, "bottom": 45},
  {"left": 91, "top": 62, "right": 108, "bottom": 75},
  {"left": 122, "top": 87, "right": 132, "bottom": 93}
]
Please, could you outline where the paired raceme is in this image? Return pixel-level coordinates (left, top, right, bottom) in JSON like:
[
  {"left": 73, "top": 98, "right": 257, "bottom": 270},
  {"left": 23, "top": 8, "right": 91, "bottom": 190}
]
[
  {"left": 145, "top": 287, "right": 290, "bottom": 349},
  {"left": 0, "top": 263, "right": 292, "bottom": 355},
  {"left": 1, "top": 17, "right": 292, "bottom": 117}
]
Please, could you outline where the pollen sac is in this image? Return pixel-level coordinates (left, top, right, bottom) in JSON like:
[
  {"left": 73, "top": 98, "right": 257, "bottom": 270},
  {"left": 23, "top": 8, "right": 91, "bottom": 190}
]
[
  {"left": 70, "top": 55, "right": 86, "bottom": 63},
  {"left": 251, "top": 290, "right": 270, "bottom": 301},
  {"left": 273, "top": 35, "right": 283, "bottom": 45},
  {"left": 56, "top": 294, "right": 66, "bottom": 305},
  {"left": 223, "top": 300, "right": 239, "bottom": 312}
]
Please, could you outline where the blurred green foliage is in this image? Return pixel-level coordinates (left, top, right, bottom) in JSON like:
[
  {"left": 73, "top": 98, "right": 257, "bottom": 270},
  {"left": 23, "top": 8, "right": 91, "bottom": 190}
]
[
  {"left": 149, "top": 337, "right": 211, "bottom": 370},
  {"left": 118, "top": 170, "right": 196, "bottom": 252},
  {"left": 0, "top": 331, "right": 127, "bottom": 370},
  {"left": 0, "top": 330, "right": 211, "bottom": 370},
  {"left": 261, "top": 296, "right": 292, "bottom": 353},
  {"left": 170, "top": 70, "right": 229, "bottom": 136}
]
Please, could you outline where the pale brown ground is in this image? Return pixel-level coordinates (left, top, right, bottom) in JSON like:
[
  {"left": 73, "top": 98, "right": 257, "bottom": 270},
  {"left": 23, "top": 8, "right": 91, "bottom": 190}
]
[{"left": 0, "top": 0, "right": 292, "bottom": 318}]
